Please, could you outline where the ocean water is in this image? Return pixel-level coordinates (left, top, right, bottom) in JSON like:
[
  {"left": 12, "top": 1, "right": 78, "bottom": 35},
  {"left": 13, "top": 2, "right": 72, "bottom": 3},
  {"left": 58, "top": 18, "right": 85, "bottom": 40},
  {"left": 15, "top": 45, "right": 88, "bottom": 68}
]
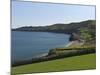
[{"left": 11, "top": 31, "right": 70, "bottom": 63}]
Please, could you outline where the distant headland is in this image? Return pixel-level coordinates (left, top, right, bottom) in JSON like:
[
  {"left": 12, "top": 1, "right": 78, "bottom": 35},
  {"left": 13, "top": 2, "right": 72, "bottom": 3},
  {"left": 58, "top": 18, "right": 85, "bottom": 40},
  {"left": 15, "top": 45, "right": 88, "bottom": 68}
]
[{"left": 12, "top": 20, "right": 95, "bottom": 34}]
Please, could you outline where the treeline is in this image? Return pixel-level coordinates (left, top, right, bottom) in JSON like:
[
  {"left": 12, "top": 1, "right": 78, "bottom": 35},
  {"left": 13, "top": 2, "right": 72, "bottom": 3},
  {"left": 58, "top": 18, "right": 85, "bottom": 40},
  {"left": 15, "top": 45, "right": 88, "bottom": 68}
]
[{"left": 12, "top": 47, "right": 95, "bottom": 67}]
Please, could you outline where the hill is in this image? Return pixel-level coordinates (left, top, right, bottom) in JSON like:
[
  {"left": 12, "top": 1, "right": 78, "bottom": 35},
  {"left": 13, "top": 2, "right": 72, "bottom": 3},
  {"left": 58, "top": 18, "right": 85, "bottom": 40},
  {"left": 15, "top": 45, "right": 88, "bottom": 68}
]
[{"left": 12, "top": 20, "right": 96, "bottom": 34}]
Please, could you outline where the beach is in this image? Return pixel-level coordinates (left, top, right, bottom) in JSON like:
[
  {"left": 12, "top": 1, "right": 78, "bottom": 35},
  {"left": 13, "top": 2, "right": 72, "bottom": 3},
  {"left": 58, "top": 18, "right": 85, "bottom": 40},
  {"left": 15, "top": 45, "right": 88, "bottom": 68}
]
[{"left": 66, "top": 40, "right": 85, "bottom": 47}]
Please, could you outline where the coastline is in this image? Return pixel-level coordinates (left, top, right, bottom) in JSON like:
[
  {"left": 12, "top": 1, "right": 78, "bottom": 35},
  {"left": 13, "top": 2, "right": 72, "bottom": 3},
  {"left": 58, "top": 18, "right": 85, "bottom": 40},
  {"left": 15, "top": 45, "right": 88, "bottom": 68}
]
[
  {"left": 35, "top": 53, "right": 48, "bottom": 58},
  {"left": 12, "top": 33, "right": 85, "bottom": 67},
  {"left": 12, "top": 31, "right": 88, "bottom": 67},
  {"left": 65, "top": 41, "right": 75, "bottom": 47},
  {"left": 12, "top": 39, "right": 95, "bottom": 67}
]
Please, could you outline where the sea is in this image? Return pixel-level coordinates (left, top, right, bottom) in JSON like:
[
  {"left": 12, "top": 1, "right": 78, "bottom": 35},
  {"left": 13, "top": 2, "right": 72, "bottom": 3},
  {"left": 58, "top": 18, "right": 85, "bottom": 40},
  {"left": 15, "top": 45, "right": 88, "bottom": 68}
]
[{"left": 11, "top": 31, "right": 70, "bottom": 63}]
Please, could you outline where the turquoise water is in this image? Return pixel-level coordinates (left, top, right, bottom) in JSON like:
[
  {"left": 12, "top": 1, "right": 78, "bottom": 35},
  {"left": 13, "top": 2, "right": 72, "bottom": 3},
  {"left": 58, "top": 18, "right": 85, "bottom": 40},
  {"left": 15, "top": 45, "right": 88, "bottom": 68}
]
[{"left": 11, "top": 31, "right": 70, "bottom": 63}]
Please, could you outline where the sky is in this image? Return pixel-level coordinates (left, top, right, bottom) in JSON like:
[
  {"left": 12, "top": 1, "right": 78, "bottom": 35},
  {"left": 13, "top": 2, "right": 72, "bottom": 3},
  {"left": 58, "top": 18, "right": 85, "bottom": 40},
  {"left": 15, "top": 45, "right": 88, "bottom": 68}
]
[{"left": 12, "top": 1, "right": 95, "bottom": 28}]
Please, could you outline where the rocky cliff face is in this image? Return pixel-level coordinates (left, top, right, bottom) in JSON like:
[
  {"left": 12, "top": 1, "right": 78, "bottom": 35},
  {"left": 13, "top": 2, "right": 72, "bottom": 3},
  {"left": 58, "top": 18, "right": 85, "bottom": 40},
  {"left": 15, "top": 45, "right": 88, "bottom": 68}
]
[{"left": 69, "top": 33, "right": 81, "bottom": 41}]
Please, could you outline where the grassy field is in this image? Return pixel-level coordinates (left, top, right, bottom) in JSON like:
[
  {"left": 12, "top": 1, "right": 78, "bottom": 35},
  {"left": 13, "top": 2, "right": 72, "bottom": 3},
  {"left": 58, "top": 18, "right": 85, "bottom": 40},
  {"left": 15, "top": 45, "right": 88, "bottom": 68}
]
[{"left": 12, "top": 53, "right": 96, "bottom": 75}]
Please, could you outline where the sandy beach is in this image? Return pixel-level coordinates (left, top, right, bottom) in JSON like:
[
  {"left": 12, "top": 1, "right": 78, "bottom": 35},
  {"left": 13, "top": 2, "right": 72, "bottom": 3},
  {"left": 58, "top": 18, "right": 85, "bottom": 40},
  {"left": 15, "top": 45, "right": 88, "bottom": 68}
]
[{"left": 66, "top": 40, "right": 84, "bottom": 47}]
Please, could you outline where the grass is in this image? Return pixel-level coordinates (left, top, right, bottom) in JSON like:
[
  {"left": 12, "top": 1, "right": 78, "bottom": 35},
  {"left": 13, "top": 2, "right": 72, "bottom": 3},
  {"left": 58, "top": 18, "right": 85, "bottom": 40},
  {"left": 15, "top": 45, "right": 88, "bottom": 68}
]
[
  {"left": 50, "top": 44, "right": 95, "bottom": 55},
  {"left": 12, "top": 53, "right": 96, "bottom": 75},
  {"left": 54, "top": 42, "right": 95, "bottom": 51}
]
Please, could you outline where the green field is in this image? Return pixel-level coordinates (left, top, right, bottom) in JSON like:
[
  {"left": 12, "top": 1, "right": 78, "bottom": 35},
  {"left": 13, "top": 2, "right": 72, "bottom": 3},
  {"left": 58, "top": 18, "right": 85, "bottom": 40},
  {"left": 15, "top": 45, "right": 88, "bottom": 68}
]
[{"left": 12, "top": 53, "right": 96, "bottom": 75}]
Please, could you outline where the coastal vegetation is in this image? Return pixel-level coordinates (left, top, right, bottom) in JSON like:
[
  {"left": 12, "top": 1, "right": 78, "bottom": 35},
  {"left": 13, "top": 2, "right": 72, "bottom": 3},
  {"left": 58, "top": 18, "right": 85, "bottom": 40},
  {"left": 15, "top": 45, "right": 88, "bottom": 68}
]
[{"left": 12, "top": 45, "right": 95, "bottom": 67}]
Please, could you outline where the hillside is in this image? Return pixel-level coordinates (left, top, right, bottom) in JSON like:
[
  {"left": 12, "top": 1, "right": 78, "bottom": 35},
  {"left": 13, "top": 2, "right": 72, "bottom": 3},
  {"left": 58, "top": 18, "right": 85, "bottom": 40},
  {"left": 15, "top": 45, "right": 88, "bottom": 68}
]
[
  {"left": 12, "top": 20, "right": 96, "bottom": 34},
  {"left": 12, "top": 53, "right": 96, "bottom": 75}
]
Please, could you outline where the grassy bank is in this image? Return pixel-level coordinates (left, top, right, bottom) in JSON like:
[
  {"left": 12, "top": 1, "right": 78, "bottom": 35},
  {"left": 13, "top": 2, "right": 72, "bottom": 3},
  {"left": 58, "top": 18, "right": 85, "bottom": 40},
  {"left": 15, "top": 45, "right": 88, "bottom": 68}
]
[
  {"left": 12, "top": 53, "right": 96, "bottom": 75},
  {"left": 12, "top": 45, "right": 95, "bottom": 66}
]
